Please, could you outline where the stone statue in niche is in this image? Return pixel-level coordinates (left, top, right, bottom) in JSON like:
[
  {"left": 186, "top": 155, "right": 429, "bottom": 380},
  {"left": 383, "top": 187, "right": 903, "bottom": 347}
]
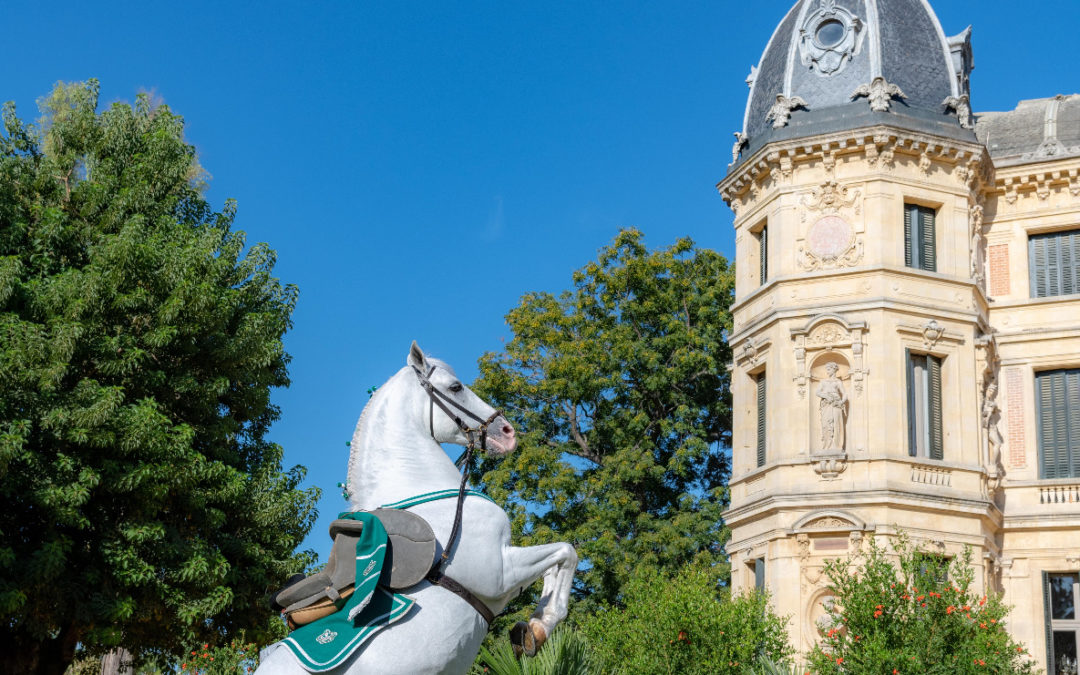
[
  {"left": 816, "top": 362, "right": 848, "bottom": 452},
  {"left": 982, "top": 381, "right": 1005, "bottom": 471}
]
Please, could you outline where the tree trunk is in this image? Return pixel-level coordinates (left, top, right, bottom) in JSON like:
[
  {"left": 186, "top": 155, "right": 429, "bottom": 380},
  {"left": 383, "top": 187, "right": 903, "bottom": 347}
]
[
  {"left": 99, "top": 649, "right": 131, "bottom": 674},
  {"left": 0, "top": 623, "right": 81, "bottom": 674}
]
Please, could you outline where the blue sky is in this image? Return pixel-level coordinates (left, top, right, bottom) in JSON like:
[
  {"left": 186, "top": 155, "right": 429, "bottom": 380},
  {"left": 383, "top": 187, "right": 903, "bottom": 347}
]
[{"left": 3, "top": 0, "right": 1077, "bottom": 563}]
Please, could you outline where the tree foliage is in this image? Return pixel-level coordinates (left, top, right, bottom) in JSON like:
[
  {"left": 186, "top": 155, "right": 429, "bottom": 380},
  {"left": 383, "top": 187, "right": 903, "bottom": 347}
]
[
  {"left": 0, "top": 80, "right": 318, "bottom": 673},
  {"left": 805, "top": 534, "right": 1036, "bottom": 674},
  {"left": 472, "top": 229, "right": 734, "bottom": 609},
  {"left": 578, "top": 562, "right": 792, "bottom": 675}
]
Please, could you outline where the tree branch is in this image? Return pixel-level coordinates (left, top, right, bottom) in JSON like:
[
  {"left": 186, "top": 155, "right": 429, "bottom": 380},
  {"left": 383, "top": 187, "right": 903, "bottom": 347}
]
[{"left": 564, "top": 402, "right": 602, "bottom": 464}]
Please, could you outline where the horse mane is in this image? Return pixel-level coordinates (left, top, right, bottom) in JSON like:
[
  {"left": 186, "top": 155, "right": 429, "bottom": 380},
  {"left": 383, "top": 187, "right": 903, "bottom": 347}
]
[{"left": 346, "top": 357, "right": 455, "bottom": 505}]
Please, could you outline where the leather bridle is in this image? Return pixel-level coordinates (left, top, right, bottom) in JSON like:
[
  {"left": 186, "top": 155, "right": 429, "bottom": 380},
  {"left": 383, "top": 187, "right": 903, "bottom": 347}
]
[
  {"left": 410, "top": 364, "right": 503, "bottom": 624},
  {"left": 411, "top": 364, "right": 502, "bottom": 455}
]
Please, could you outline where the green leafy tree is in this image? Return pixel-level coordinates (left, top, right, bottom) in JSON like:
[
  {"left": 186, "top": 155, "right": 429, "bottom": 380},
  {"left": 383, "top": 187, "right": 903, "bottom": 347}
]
[
  {"left": 0, "top": 80, "right": 318, "bottom": 673},
  {"left": 472, "top": 229, "right": 734, "bottom": 610},
  {"left": 805, "top": 534, "right": 1036, "bottom": 674},
  {"left": 578, "top": 562, "right": 792, "bottom": 675}
]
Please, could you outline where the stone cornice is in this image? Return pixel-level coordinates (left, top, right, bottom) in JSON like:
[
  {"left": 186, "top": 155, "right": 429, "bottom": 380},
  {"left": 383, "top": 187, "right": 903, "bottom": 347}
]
[
  {"left": 723, "top": 487, "right": 1002, "bottom": 530},
  {"left": 990, "top": 160, "right": 1080, "bottom": 205},
  {"left": 717, "top": 124, "right": 993, "bottom": 218}
]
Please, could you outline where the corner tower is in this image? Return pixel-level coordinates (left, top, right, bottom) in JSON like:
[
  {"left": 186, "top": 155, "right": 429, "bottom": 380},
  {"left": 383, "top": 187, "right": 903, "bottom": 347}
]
[{"left": 718, "top": 0, "right": 999, "bottom": 652}]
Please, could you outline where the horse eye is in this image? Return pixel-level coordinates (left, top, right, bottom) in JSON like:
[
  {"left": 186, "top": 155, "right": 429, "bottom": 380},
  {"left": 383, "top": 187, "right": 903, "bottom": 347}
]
[{"left": 449, "top": 382, "right": 463, "bottom": 393}]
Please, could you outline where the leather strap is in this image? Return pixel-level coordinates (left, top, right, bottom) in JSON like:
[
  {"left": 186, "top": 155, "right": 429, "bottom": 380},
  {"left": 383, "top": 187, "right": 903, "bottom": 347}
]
[{"left": 426, "top": 571, "right": 495, "bottom": 625}]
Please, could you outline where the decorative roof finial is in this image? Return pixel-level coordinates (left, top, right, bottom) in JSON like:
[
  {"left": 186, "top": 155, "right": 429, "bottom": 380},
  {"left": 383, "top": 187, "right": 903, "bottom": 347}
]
[
  {"left": 851, "top": 77, "right": 906, "bottom": 112},
  {"left": 942, "top": 95, "right": 974, "bottom": 129},
  {"left": 765, "top": 94, "right": 808, "bottom": 129}
]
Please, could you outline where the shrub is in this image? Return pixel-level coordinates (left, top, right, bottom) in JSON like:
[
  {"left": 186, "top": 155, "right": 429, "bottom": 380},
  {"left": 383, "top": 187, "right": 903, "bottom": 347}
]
[
  {"left": 804, "top": 533, "right": 1035, "bottom": 674},
  {"left": 179, "top": 639, "right": 259, "bottom": 674},
  {"left": 471, "top": 625, "right": 595, "bottom": 675},
  {"left": 578, "top": 562, "right": 791, "bottom": 675}
]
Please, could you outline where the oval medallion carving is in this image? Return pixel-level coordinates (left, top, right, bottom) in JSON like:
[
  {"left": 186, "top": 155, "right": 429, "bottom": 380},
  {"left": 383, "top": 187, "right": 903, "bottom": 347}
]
[{"left": 807, "top": 215, "right": 854, "bottom": 259}]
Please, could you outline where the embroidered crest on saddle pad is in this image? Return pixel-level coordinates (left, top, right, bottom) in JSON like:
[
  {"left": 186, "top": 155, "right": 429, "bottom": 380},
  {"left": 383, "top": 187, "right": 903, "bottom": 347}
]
[{"left": 274, "top": 491, "right": 496, "bottom": 672}]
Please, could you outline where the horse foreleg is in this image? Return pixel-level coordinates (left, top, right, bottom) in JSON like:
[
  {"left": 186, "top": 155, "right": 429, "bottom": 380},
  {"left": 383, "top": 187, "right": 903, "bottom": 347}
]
[{"left": 499, "top": 542, "right": 577, "bottom": 657}]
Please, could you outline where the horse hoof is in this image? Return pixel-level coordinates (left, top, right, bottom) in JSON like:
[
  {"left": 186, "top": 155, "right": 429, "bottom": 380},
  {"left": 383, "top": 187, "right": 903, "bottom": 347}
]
[{"left": 509, "top": 620, "right": 547, "bottom": 658}]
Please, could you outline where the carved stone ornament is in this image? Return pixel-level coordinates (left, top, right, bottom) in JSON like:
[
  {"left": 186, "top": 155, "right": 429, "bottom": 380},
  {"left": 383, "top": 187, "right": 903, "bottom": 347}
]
[
  {"left": 797, "top": 0, "right": 865, "bottom": 77},
  {"left": 812, "top": 454, "right": 848, "bottom": 480},
  {"left": 943, "top": 95, "right": 974, "bottom": 129},
  {"left": 922, "top": 319, "right": 945, "bottom": 349},
  {"left": 800, "top": 215, "right": 863, "bottom": 271},
  {"left": 732, "top": 132, "right": 748, "bottom": 164},
  {"left": 802, "top": 515, "right": 856, "bottom": 531},
  {"left": 851, "top": 77, "right": 907, "bottom": 112},
  {"left": 969, "top": 202, "right": 985, "bottom": 283},
  {"left": 766, "top": 94, "right": 809, "bottom": 129},
  {"left": 800, "top": 180, "right": 860, "bottom": 215},
  {"left": 742, "top": 338, "right": 758, "bottom": 365},
  {"left": 808, "top": 322, "right": 851, "bottom": 348},
  {"left": 792, "top": 317, "right": 868, "bottom": 398}
]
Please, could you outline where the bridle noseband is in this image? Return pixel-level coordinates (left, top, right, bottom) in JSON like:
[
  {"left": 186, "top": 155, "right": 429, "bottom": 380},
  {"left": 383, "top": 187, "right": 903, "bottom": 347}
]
[
  {"left": 411, "top": 364, "right": 502, "bottom": 453},
  {"left": 411, "top": 363, "right": 503, "bottom": 579}
]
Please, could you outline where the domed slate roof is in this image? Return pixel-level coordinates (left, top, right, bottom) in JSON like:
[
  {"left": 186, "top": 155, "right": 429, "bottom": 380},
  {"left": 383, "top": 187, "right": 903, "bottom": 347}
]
[{"left": 735, "top": 0, "right": 975, "bottom": 163}]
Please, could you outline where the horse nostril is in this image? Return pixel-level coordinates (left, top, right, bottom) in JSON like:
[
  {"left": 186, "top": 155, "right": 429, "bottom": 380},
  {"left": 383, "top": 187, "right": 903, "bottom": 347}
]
[{"left": 502, "top": 424, "right": 515, "bottom": 437}]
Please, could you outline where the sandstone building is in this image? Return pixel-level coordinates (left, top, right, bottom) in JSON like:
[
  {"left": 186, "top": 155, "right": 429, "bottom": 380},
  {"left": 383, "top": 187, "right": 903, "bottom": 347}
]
[{"left": 717, "top": 1, "right": 1080, "bottom": 672}]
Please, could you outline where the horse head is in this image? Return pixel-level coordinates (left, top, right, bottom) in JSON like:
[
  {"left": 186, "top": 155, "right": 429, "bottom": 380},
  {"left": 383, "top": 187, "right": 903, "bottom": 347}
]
[{"left": 406, "top": 341, "right": 517, "bottom": 455}]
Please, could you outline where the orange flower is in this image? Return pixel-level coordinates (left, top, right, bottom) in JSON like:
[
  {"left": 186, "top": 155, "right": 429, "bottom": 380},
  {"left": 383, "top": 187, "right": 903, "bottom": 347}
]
[
  {"left": 979, "top": 596, "right": 987, "bottom": 606},
  {"left": 836, "top": 657, "right": 844, "bottom": 664},
  {"left": 893, "top": 670, "right": 899, "bottom": 674},
  {"left": 947, "top": 606, "right": 956, "bottom": 614},
  {"left": 980, "top": 622, "right": 987, "bottom": 629},
  {"left": 874, "top": 610, "right": 883, "bottom": 618},
  {"left": 917, "top": 595, "right": 925, "bottom": 601},
  {"left": 876, "top": 604, "right": 884, "bottom": 609}
]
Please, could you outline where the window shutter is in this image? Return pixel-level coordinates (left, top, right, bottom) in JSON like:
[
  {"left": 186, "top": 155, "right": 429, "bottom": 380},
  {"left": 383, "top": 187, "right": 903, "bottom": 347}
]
[
  {"left": 1064, "top": 231, "right": 1079, "bottom": 295},
  {"left": 906, "top": 350, "right": 917, "bottom": 457},
  {"left": 1036, "top": 370, "right": 1079, "bottom": 479},
  {"left": 904, "top": 206, "right": 914, "bottom": 267},
  {"left": 1068, "top": 370, "right": 1080, "bottom": 478},
  {"left": 928, "top": 355, "right": 943, "bottom": 460},
  {"left": 1031, "top": 235, "right": 1048, "bottom": 298},
  {"left": 1030, "top": 230, "right": 1080, "bottom": 298},
  {"left": 921, "top": 208, "right": 937, "bottom": 272},
  {"left": 755, "top": 558, "right": 766, "bottom": 590},
  {"left": 1047, "top": 235, "right": 1061, "bottom": 297},
  {"left": 1038, "top": 372, "right": 1056, "bottom": 478},
  {"left": 1044, "top": 571, "right": 1056, "bottom": 675},
  {"left": 756, "top": 374, "right": 766, "bottom": 468},
  {"left": 759, "top": 226, "right": 768, "bottom": 284}
]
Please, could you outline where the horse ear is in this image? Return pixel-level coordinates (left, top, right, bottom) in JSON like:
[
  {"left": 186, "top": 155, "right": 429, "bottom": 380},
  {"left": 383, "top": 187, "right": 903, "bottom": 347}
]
[{"left": 408, "top": 341, "right": 428, "bottom": 370}]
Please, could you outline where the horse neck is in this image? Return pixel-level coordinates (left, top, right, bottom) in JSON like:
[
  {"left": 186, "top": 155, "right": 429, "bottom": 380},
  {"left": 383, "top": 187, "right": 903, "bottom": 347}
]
[{"left": 346, "top": 371, "right": 464, "bottom": 511}]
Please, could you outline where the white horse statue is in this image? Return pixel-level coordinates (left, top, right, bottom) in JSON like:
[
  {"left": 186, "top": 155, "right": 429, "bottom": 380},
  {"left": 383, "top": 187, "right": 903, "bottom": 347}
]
[{"left": 256, "top": 342, "right": 578, "bottom": 674}]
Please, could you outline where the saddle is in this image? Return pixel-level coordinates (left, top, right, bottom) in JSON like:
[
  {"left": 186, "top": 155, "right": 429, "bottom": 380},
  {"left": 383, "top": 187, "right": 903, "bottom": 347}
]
[{"left": 271, "top": 509, "right": 436, "bottom": 628}]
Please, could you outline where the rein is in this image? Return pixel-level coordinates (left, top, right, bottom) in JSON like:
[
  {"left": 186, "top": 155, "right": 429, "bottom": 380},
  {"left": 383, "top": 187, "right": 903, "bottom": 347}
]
[{"left": 410, "top": 364, "right": 502, "bottom": 624}]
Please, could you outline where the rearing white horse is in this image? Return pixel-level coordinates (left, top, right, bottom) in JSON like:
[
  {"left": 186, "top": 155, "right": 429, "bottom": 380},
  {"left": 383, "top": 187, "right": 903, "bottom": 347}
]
[{"left": 256, "top": 342, "right": 577, "bottom": 675}]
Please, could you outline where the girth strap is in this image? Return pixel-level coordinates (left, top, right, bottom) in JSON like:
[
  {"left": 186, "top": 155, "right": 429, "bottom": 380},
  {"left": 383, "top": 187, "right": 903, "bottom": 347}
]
[{"left": 425, "top": 570, "right": 496, "bottom": 625}]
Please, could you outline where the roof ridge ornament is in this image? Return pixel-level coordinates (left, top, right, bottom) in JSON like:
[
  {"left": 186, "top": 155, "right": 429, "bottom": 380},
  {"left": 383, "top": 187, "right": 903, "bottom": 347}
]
[
  {"left": 942, "top": 95, "right": 974, "bottom": 129},
  {"left": 851, "top": 77, "right": 906, "bottom": 112},
  {"left": 765, "top": 94, "right": 808, "bottom": 129}
]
